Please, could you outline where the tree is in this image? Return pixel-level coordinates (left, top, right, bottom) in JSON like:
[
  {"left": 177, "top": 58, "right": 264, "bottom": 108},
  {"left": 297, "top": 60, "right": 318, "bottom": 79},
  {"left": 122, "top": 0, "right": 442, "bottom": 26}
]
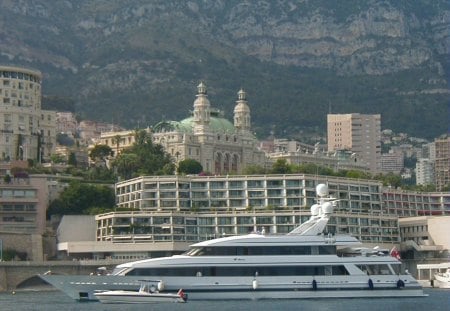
[
  {"left": 375, "top": 173, "right": 402, "bottom": 188},
  {"left": 177, "top": 159, "right": 203, "bottom": 175},
  {"left": 50, "top": 153, "right": 66, "bottom": 164},
  {"left": 3, "top": 174, "right": 11, "bottom": 183},
  {"left": 47, "top": 181, "right": 115, "bottom": 217},
  {"left": 112, "top": 130, "right": 174, "bottom": 179},
  {"left": 113, "top": 153, "right": 140, "bottom": 180},
  {"left": 89, "top": 144, "right": 112, "bottom": 165},
  {"left": 271, "top": 159, "right": 292, "bottom": 174},
  {"left": 68, "top": 152, "right": 77, "bottom": 166},
  {"left": 112, "top": 135, "right": 122, "bottom": 157},
  {"left": 242, "top": 164, "right": 267, "bottom": 175},
  {"left": 86, "top": 166, "right": 116, "bottom": 182}
]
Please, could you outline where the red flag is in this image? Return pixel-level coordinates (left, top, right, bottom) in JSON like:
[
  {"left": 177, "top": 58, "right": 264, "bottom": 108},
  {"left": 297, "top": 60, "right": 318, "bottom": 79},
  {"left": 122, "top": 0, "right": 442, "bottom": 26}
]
[
  {"left": 390, "top": 246, "right": 401, "bottom": 260},
  {"left": 178, "top": 289, "right": 186, "bottom": 300}
]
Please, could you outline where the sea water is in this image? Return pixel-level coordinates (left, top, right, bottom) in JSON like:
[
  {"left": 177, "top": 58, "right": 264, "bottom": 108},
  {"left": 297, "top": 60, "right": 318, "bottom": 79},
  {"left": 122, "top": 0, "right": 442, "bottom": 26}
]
[{"left": 0, "top": 288, "right": 448, "bottom": 311}]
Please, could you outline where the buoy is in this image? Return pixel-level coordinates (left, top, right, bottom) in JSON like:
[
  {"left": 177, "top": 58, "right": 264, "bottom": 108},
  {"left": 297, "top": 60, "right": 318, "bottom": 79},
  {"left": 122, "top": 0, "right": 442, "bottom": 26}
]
[
  {"left": 252, "top": 279, "right": 258, "bottom": 290},
  {"left": 12, "top": 291, "right": 16, "bottom": 295}
]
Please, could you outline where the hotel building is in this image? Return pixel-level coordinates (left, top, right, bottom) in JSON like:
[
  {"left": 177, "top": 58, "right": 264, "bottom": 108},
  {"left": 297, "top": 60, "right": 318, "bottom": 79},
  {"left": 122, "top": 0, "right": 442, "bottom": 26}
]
[{"left": 0, "top": 65, "right": 56, "bottom": 162}]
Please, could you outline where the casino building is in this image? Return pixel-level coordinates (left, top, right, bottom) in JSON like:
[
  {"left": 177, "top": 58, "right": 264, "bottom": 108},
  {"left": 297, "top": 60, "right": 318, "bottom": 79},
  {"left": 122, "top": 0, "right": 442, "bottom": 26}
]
[{"left": 151, "top": 82, "right": 266, "bottom": 174}]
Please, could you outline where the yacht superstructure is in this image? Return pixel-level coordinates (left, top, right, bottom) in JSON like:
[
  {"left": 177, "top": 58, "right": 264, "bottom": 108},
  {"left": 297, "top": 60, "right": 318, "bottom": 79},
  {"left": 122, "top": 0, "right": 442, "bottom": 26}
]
[{"left": 40, "top": 184, "right": 425, "bottom": 301}]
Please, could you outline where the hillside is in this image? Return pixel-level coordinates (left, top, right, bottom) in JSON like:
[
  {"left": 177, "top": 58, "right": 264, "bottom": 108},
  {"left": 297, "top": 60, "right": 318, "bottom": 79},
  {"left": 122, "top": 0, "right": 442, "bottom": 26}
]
[{"left": 0, "top": 0, "right": 448, "bottom": 139}]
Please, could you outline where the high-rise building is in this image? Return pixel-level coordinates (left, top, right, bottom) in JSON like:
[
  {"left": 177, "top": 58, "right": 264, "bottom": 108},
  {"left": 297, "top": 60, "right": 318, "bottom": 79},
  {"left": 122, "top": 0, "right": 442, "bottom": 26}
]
[
  {"left": 416, "top": 158, "right": 435, "bottom": 186},
  {"left": 0, "top": 65, "right": 56, "bottom": 162},
  {"left": 434, "top": 136, "right": 450, "bottom": 191},
  {"left": 327, "top": 113, "right": 381, "bottom": 172}
]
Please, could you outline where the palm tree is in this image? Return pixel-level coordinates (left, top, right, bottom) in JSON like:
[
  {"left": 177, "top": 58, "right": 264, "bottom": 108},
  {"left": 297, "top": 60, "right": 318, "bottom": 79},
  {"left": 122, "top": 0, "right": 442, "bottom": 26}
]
[{"left": 112, "top": 135, "right": 122, "bottom": 157}]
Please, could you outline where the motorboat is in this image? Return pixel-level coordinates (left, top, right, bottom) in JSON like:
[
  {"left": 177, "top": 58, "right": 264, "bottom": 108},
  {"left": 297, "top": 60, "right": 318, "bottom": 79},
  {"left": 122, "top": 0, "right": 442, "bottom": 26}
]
[
  {"left": 434, "top": 269, "right": 450, "bottom": 289},
  {"left": 94, "top": 281, "right": 187, "bottom": 303},
  {"left": 40, "top": 184, "right": 425, "bottom": 301}
]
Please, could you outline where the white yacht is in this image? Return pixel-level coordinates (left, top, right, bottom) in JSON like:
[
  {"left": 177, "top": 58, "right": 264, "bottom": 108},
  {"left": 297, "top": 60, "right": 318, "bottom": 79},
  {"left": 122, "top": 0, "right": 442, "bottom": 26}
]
[
  {"left": 40, "top": 184, "right": 425, "bottom": 301},
  {"left": 434, "top": 269, "right": 450, "bottom": 289}
]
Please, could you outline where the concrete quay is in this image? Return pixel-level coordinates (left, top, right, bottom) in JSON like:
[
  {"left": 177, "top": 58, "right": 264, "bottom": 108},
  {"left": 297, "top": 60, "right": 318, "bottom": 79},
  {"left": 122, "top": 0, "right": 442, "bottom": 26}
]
[{"left": 0, "top": 259, "right": 125, "bottom": 292}]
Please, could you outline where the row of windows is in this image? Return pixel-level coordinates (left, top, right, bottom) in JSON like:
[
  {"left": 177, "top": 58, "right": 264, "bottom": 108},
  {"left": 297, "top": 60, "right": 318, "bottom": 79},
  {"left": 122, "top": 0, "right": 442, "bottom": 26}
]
[
  {"left": 0, "top": 204, "right": 36, "bottom": 212},
  {"left": 1, "top": 71, "right": 40, "bottom": 82},
  {"left": 2, "top": 216, "right": 34, "bottom": 222},
  {"left": 125, "top": 265, "right": 349, "bottom": 277},
  {"left": 185, "top": 245, "right": 336, "bottom": 256},
  {"left": 0, "top": 189, "right": 36, "bottom": 198},
  {"left": 119, "top": 180, "right": 380, "bottom": 194}
]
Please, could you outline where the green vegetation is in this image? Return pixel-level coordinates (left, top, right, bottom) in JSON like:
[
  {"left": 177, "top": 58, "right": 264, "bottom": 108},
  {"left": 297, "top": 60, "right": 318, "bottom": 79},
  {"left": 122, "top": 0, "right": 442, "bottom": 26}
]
[
  {"left": 244, "top": 159, "right": 420, "bottom": 189},
  {"left": 47, "top": 181, "right": 115, "bottom": 217},
  {"left": 1, "top": 248, "right": 27, "bottom": 261},
  {"left": 112, "top": 130, "right": 175, "bottom": 180},
  {"left": 177, "top": 159, "right": 203, "bottom": 175}
]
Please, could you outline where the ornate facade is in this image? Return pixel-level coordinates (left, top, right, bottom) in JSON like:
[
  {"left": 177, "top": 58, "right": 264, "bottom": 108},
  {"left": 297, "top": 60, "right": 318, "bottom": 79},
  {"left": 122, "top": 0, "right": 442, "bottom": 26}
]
[{"left": 152, "top": 83, "right": 266, "bottom": 174}]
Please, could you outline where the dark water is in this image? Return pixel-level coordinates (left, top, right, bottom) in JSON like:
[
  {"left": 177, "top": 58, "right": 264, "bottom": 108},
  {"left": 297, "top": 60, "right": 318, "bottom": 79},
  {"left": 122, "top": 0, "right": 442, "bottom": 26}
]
[{"left": 0, "top": 289, "right": 448, "bottom": 311}]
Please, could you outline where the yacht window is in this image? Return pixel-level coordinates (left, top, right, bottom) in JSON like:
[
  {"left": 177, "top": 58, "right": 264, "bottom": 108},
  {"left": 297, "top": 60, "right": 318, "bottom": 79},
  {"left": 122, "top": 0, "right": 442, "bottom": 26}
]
[
  {"left": 357, "top": 264, "right": 393, "bottom": 275},
  {"left": 185, "top": 246, "right": 320, "bottom": 256},
  {"left": 125, "top": 265, "right": 349, "bottom": 277},
  {"left": 318, "top": 246, "right": 336, "bottom": 255},
  {"left": 391, "top": 264, "right": 401, "bottom": 275}
]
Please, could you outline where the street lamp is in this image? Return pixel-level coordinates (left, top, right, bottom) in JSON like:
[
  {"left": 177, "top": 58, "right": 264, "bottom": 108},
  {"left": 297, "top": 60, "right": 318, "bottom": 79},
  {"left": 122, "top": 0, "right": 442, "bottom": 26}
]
[{"left": 0, "top": 239, "right": 3, "bottom": 261}]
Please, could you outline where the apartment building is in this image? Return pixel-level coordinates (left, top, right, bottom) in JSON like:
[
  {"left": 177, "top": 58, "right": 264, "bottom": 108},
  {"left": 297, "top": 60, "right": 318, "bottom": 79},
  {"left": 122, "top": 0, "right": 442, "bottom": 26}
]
[
  {"left": 327, "top": 113, "right": 381, "bottom": 173},
  {"left": 381, "top": 150, "right": 404, "bottom": 174},
  {"left": 0, "top": 175, "right": 49, "bottom": 235},
  {"left": 0, "top": 65, "right": 56, "bottom": 162},
  {"left": 434, "top": 136, "right": 450, "bottom": 191},
  {"left": 109, "top": 174, "right": 398, "bottom": 244},
  {"left": 56, "top": 112, "right": 78, "bottom": 135},
  {"left": 415, "top": 158, "right": 435, "bottom": 186},
  {"left": 49, "top": 173, "right": 450, "bottom": 260}
]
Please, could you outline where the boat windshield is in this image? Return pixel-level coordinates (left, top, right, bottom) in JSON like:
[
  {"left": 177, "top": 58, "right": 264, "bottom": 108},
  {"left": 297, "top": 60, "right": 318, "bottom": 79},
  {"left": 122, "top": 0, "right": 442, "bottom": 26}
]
[
  {"left": 111, "top": 267, "right": 130, "bottom": 275},
  {"left": 184, "top": 247, "right": 202, "bottom": 256}
]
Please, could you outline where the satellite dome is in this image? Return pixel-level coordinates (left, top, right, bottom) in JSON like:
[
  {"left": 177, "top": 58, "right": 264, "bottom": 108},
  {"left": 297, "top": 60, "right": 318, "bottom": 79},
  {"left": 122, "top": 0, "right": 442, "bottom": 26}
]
[
  {"left": 310, "top": 204, "right": 320, "bottom": 216},
  {"left": 316, "top": 184, "right": 328, "bottom": 197},
  {"left": 322, "top": 202, "right": 333, "bottom": 214}
]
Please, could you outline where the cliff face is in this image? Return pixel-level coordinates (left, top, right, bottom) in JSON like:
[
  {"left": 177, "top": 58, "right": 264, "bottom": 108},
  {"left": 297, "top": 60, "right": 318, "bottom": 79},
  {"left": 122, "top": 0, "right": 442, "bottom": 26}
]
[
  {"left": 0, "top": 0, "right": 448, "bottom": 138},
  {"left": 224, "top": 2, "right": 448, "bottom": 76}
]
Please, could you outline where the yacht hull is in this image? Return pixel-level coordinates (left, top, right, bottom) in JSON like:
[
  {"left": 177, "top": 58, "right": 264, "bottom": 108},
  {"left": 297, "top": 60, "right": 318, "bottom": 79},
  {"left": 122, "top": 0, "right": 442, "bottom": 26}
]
[{"left": 39, "top": 274, "right": 426, "bottom": 301}]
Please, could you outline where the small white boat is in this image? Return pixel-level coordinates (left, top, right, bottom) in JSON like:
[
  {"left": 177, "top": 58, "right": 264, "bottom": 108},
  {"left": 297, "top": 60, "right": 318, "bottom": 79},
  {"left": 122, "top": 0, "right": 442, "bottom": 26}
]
[
  {"left": 94, "top": 281, "right": 187, "bottom": 304},
  {"left": 434, "top": 269, "right": 450, "bottom": 289}
]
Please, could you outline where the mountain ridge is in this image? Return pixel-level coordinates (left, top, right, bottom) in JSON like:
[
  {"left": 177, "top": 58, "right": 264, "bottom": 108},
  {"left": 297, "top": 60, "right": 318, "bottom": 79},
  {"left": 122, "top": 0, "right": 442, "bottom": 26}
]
[{"left": 0, "top": 0, "right": 448, "bottom": 139}]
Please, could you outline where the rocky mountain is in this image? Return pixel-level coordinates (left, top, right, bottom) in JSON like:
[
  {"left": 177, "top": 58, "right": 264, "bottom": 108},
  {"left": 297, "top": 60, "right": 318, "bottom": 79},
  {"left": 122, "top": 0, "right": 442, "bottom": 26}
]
[{"left": 0, "top": 0, "right": 448, "bottom": 139}]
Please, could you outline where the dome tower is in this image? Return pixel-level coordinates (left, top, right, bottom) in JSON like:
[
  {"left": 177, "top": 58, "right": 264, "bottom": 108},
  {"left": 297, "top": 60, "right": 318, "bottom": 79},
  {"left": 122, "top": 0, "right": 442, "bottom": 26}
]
[
  {"left": 233, "top": 89, "right": 251, "bottom": 133},
  {"left": 193, "top": 82, "right": 211, "bottom": 134}
]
